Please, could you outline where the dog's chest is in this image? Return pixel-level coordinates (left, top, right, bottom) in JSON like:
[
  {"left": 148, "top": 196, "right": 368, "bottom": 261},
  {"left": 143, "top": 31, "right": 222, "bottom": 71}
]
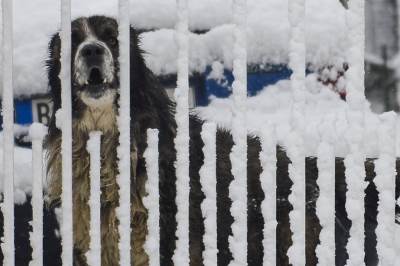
[{"left": 74, "top": 104, "right": 117, "bottom": 134}]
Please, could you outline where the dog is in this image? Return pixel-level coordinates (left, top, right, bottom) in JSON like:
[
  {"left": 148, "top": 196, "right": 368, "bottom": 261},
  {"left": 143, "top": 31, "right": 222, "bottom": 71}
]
[{"left": 45, "top": 16, "right": 399, "bottom": 266}]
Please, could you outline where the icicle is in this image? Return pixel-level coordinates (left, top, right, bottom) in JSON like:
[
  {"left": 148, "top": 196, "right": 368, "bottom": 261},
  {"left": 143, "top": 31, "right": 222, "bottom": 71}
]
[
  {"left": 229, "top": 0, "right": 248, "bottom": 265},
  {"left": 60, "top": 0, "right": 73, "bottom": 264},
  {"left": 199, "top": 123, "right": 217, "bottom": 266},
  {"left": 344, "top": 1, "right": 367, "bottom": 265},
  {"left": 143, "top": 129, "right": 160, "bottom": 266},
  {"left": 172, "top": 0, "right": 190, "bottom": 264},
  {"left": 116, "top": 0, "right": 132, "bottom": 265},
  {"left": 315, "top": 115, "right": 336, "bottom": 266},
  {"left": 29, "top": 123, "right": 47, "bottom": 266},
  {"left": 1, "top": 0, "right": 15, "bottom": 265},
  {"left": 375, "top": 113, "right": 397, "bottom": 266},
  {"left": 86, "top": 132, "right": 102, "bottom": 266},
  {"left": 287, "top": 0, "right": 306, "bottom": 265},
  {"left": 259, "top": 128, "right": 277, "bottom": 266}
]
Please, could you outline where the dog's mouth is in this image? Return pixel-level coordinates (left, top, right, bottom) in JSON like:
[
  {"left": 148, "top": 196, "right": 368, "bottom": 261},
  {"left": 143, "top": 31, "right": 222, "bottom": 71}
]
[{"left": 79, "top": 67, "right": 115, "bottom": 99}]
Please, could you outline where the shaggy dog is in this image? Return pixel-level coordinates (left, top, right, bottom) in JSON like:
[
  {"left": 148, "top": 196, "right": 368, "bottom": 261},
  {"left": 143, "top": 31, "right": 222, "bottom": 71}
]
[{"left": 45, "top": 16, "right": 399, "bottom": 266}]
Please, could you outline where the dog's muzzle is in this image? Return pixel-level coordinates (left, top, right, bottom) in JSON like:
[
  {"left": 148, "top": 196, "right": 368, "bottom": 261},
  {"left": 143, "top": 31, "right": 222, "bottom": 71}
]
[{"left": 74, "top": 40, "right": 115, "bottom": 98}]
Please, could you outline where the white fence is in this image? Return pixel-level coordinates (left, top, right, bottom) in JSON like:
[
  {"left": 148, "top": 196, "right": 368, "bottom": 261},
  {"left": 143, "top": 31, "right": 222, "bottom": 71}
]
[{"left": 1, "top": 0, "right": 400, "bottom": 265}]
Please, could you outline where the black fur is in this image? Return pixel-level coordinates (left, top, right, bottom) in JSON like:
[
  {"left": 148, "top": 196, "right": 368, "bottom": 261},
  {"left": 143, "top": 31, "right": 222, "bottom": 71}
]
[{"left": 44, "top": 15, "right": 399, "bottom": 266}]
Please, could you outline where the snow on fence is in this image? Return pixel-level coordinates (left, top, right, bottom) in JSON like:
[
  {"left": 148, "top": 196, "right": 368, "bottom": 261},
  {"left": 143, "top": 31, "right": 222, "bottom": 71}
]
[{"left": 1, "top": 0, "right": 399, "bottom": 265}]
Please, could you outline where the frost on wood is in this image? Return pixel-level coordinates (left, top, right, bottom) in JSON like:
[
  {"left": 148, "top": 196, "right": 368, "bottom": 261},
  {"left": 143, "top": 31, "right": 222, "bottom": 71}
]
[
  {"left": 86, "top": 132, "right": 102, "bottom": 266},
  {"left": 29, "top": 123, "right": 47, "bottom": 266},
  {"left": 344, "top": 0, "right": 367, "bottom": 265},
  {"left": 228, "top": 0, "right": 248, "bottom": 265},
  {"left": 1, "top": 0, "right": 15, "bottom": 265},
  {"left": 143, "top": 129, "right": 160, "bottom": 266},
  {"left": 375, "top": 113, "right": 397, "bottom": 265},
  {"left": 315, "top": 115, "right": 336, "bottom": 266},
  {"left": 199, "top": 123, "right": 217, "bottom": 266},
  {"left": 116, "top": 0, "right": 132, "bottom": 265},
  {"left": 259, "top": 130, "right": 277, "bottom": 266},
  {"left": 172, "top": 0, "right": 190, "bottom": 265},
  {"left": 287, "top": 0, "right": 306, "bottom": 265},
  {"left": 60, "top": 0, "right": 73, "bottom": 264}
]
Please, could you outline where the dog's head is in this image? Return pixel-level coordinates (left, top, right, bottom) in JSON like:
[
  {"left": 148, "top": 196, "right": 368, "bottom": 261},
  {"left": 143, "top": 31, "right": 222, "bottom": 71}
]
[
  {"left": 48, "top": 16, "right": 121, "bottom": 109},
  {"left": 47, "top": 15, "right": 176, "bottom": 139},
  {"left": 71, "top": 17, "right": 119, "bottom": 107}
]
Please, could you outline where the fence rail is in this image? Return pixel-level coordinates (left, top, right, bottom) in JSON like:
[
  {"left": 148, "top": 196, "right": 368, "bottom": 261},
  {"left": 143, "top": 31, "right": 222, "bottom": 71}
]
[{"left": 1, "top": 0, "right": 399, "bottom": 265}]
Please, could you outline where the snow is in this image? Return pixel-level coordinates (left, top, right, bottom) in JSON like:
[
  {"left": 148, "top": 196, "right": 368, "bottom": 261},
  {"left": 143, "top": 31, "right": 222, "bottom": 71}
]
[
  {"left": 228, "top": 1, "right": 248, "bottom": 265},
  {"left": 29, "top": 123, "right": 46, "bottom": 266},
  {"left": 195, "top": 76, "right": 383, "bottom": 158},
  {"left": 60, "top": 0, "right": 73, "bottom": 264},
  {"left": 374, "top": 113, "right": 397, "bottom": 266},
  {"left": 143, "top": 129, "right": 160, "bottom": 266},
  {"left": 0, "top": 0, "right": 347, "bottom": 97},
  {"left": 1, "top": 0, "right": 15, "bottom": 264},
  {"left": 116, "top": 0, "right": 132, "bottom": 265},
  {"left": 259, "top": 129, "right": 277, "bottom": 266},
  {"left": 86, "top": 132, "right": 102, "bottom": 266},
  {"left": 199, "top": 123, "right": 217, "bottom": 266},
  {"left": 172, "top": 0, "right": 190, "bottom": 264}
]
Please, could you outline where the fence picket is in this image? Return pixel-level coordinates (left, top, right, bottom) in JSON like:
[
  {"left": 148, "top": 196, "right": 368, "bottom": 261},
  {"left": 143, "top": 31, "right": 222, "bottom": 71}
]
[
  {"left": 200, "top": 123, "right": 217, "bottom": 266},
  {"left": 173, "top": 0, "right": 190, "bottom": 265},
  {"left": 375, "top": 113, "right": 397, "bottom": 265},
  {"left": 86, "top": 132, "right": 102, "bottom": 266},
  {"left": 29, "top": 123, "right": 47, "bottom": 266},
  {"left": 59, "top": 0, "right": 73, "bottom": 264},
  {"left": 116, "top": 0, "right": 132, "bottom": 265},
  {"left": 344, "top": 1, "right": 367, "bottom": 265},
  {"left": 229, "top": 0, "right": 248, "bottom": 265},
  {"left": 1, "top": 0, "right": 15, "bottom": 265},
  {"left": 287, "top": 0, "right": 306, "bottom": 265},
  {"left": 260, "top": 129, "right": 277, "bottom": 266},
  {"left": 143, "top": 129, "right": 160, "bottom": 266}
]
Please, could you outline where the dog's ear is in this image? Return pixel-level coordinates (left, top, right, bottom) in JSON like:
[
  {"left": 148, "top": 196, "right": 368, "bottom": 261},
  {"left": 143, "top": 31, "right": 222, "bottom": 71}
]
[
  {"left": 46, "top": 33, "right": 62, "bottom": 139},
  {"left": 48, "top": 33, "right": 61, "bottom": 62}
]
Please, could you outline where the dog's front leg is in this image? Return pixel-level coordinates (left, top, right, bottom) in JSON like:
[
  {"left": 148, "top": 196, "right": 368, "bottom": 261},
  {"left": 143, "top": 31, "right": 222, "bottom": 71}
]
[{"left": 131, "top": 192, "right": 149, "bottom": 266}]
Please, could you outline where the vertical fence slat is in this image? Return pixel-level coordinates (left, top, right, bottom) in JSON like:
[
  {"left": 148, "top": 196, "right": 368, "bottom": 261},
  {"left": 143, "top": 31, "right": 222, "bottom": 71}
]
[
  {"left": 86, "top": 132, "right": 102, "bottom": 266},
  {"left": 287, "top": 0, "right": 306, "bottom": 265},
  {"left": 375, "top": 113, "right": 397, "bottom": 265},
  {"left": 200, "top": 123, "right": 217, "bottom": 266},
  {"left": 143, "top": 129, "right": 160, "bottom": 266},
  {"left": 315, "top": 118, "right": 335, "bottom": 265},
  {"left": 259, "top": 129, "right": 277, "bottom": 266},
  {"left": 116, "top": 0, "right": 132, "bottom": 265},
  {"left": 344, "top": 0, "right": 366, "bottom": 265},
  {"left": 229, "top": 0, "right": 248, "bottom": 265},
  {"left": 1, "top": 0, "right": 15, "bottom": 264},
  {"left": 30, "top": 123, "right": 47, "bottom": 266},
  {"left": 173, "top": 0, "right": 190, "bottom": 264},
  {"left": 60, "top": 0, "right": 73, "bottom": 264}
]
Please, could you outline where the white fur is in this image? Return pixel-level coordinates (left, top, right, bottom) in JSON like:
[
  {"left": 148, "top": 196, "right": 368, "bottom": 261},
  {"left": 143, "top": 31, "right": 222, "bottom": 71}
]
[{"left": 73, "top": 19, "right": 115, "bottom": 86}]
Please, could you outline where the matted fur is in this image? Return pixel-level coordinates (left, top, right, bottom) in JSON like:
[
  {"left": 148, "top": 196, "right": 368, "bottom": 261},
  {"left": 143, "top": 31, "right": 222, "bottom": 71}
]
[{"left": 46, "top": 104, "right": 149, "bottom": 265}]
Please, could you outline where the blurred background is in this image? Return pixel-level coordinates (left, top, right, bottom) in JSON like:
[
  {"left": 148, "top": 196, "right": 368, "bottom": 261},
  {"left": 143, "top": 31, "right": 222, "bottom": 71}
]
[{"left": 365, "top": 0, "right": 400, "bottom": 113}]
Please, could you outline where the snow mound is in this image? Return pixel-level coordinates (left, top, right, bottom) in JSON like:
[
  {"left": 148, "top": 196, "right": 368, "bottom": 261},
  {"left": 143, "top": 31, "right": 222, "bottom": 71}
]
[
  {"left": 0, "top": 0, "right": 346, "bottom": 96},
  {"left": 195, "top": 74, "right": 389, "bottom": 158}
]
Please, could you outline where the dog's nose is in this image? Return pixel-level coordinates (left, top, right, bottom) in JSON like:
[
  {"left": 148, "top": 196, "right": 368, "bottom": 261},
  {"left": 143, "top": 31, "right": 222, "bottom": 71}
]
[{"left": 81, "top": 44, "right": 105, "bottom": 65}]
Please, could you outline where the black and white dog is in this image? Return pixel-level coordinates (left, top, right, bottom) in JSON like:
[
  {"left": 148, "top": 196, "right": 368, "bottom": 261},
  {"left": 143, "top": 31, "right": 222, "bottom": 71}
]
[{"left": 40, "top": 15, "right": 399, "bottom": 266}]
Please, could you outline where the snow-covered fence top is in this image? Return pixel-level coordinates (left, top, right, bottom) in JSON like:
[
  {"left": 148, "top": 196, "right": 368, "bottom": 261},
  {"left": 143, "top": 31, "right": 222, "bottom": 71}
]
[{"left": 0, "top": 0, "right": 346, "bottom": 97}]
